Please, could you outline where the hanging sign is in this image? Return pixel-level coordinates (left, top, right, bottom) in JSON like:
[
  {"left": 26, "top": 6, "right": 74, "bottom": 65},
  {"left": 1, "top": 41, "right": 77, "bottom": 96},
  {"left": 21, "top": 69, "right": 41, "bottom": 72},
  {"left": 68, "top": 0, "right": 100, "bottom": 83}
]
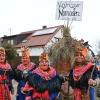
[{"left": 56, "top": 1, "right": 83, "bottom": 21}]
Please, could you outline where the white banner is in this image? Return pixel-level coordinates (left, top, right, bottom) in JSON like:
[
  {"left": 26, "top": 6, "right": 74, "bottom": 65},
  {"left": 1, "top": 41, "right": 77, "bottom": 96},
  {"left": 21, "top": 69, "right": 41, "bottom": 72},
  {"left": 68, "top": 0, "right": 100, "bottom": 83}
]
[{"left": 56, "top": 1, "right": 83, "bottom": 21}]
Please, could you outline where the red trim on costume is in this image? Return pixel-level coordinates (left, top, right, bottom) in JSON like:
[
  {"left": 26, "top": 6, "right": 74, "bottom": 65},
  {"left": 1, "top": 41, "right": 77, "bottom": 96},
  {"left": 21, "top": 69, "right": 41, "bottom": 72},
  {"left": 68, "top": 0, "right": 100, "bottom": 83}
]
[
  {"left": 0, "top": 63, "right": 11, "bottom": 100},
  {"left": 73, "top": 62, "right": 93, "bottom": 81},
  {"left": 0, "top": 63, "right": 11, "bottom": 70},
  {"left": 33, "top": 67, "right": 56, "bottom": 80},
  {"left": 32, "top": 90, "right": 49, "bottom": 100},
  {"left": 17, "top": 63, "right": 35, "bottom": 71},
  {"left": 74, "top": 89, "right": 81, "bottom": 100}
]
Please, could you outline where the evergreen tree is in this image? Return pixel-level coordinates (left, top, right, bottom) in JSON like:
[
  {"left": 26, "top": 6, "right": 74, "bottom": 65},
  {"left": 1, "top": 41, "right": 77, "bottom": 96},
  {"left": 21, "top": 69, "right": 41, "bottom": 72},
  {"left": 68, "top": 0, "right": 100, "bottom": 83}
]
[{"left": 2, "top": 43, "right": 18, "bottom": 68}]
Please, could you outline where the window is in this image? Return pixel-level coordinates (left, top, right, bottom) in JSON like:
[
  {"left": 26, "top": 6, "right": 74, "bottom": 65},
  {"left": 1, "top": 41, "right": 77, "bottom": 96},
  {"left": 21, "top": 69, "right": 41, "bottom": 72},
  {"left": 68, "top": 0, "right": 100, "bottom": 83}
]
[
  {"left": 32, "top": 27, "right": 57, "bottom": 36},
  {"left": 8, "top": 39, "right": 14, "bottom": 45},
  {"left": 22, "top": 40, "right": 27, "bottom": 43}
]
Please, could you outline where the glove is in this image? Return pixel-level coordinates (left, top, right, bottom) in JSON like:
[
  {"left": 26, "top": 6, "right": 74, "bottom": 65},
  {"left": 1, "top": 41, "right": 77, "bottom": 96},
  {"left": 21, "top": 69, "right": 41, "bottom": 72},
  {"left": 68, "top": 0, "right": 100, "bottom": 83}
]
[{"left": 21, "top": 87, "right": 28, "bottom": 94}]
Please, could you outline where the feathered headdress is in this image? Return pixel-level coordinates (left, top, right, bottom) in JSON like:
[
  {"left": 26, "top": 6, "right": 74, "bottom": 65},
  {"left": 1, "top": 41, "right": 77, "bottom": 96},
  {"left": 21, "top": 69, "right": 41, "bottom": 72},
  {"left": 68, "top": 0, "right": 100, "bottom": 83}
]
[
  {"left": 21, "top": 46, "right": 30, "bottom": 58},
  {"left": 75, "top": 41, "right": 92, "bottom": 62},
  {"left": 39, "top": 52, "right": 48, "bottom": 62}
]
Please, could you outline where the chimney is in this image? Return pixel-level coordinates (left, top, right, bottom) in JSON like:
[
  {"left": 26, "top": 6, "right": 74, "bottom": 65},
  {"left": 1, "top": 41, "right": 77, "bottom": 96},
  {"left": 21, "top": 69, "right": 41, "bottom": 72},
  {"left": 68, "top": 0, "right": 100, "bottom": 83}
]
[{"left": 42, "top": 25, "right": 47, "bottom": 29}]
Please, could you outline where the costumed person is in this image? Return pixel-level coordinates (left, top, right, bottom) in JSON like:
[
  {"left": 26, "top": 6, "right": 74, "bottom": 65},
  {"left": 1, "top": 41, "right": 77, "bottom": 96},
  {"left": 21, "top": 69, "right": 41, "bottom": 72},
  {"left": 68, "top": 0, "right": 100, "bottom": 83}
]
[
  {"left": 96, "top": 56, "right": 100, "bottom": 78},
  {"left": 22, "top": 52, "right": 65, "bottom": 100},
  {"left": 0, "top": 47, "right": 14, "bottom": 100},
  {"left": 14, "top": 46, "right": 36, "bottom": 100},
  {"left": 88, "top": 56, "right": 100, "bottom": 99},
  {"left": 95, "top": 57, "right": 100, "bottom": 98},
  {"left": 82, "top": 41, "right": 98, "bottom": 100},
  {"left": 68, "top": 45, "right": 97, "bottom": 100}
]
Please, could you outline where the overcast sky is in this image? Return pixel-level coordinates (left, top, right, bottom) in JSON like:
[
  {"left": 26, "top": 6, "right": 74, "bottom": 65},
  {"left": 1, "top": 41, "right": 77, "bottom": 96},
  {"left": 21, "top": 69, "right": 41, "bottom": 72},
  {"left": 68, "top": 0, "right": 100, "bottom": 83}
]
[{"left": 0, "top": 0, "right": 100, "bottom": 53}]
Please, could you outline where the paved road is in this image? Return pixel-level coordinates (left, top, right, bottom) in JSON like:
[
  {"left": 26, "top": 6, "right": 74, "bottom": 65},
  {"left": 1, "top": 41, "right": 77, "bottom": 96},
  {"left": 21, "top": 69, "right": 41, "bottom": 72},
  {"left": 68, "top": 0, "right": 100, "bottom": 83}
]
[{"left": 11, "top": 80, "right": 17, "bottom": 100}]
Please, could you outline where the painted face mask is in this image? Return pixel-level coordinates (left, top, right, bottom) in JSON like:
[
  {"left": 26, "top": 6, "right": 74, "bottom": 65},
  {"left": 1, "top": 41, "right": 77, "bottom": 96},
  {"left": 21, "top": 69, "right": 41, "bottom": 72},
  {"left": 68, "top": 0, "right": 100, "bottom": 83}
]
[
  {"left": 21, "top": 46, "right": 30, "bottom": 66},
  {"left": 39, "top": 52, "right": 49, "bottom": 71}
]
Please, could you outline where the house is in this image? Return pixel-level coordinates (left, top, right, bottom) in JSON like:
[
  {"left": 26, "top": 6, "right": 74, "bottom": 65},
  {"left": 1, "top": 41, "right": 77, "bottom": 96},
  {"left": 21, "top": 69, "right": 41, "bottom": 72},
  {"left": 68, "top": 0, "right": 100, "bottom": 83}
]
[
  {"left": 1, "top": 25, "right": 64, "bottom": 57},
  {"left": 1, "top": 32, "right": 32, "bottom": 46}
]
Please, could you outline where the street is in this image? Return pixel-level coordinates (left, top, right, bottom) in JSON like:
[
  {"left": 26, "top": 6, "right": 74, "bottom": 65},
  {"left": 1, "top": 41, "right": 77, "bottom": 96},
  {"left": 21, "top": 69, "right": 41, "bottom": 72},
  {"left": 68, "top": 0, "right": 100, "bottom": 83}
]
[{"left": 11, "top": 80, "right": 18, "bottom": 100}]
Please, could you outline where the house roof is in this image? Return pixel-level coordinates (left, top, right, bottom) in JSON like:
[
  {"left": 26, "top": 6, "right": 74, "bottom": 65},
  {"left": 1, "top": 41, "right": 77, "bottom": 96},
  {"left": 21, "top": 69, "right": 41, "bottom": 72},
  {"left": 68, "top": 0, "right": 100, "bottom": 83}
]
[{"left": 15, "top": 25, "right": 63, "bottom": 48}]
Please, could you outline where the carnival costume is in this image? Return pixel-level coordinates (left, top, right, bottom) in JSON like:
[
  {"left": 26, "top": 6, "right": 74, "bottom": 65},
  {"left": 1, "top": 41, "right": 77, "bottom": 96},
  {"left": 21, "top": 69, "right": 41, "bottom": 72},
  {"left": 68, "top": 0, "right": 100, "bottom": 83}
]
[
  {"left": 95, "top": 60, "right": 100, "bottom": 97},
  {"left": 0, "top": 47, "right": 13, "bottom": 100},
  {"left": 22, "top": 52, "right": 64, "bottom": 100},
  {"left": 14, "top": 47, "right": 36, "bottom": 100},
  {"left": 68, "top": 46, "right": 97, "bottom": 100}
]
